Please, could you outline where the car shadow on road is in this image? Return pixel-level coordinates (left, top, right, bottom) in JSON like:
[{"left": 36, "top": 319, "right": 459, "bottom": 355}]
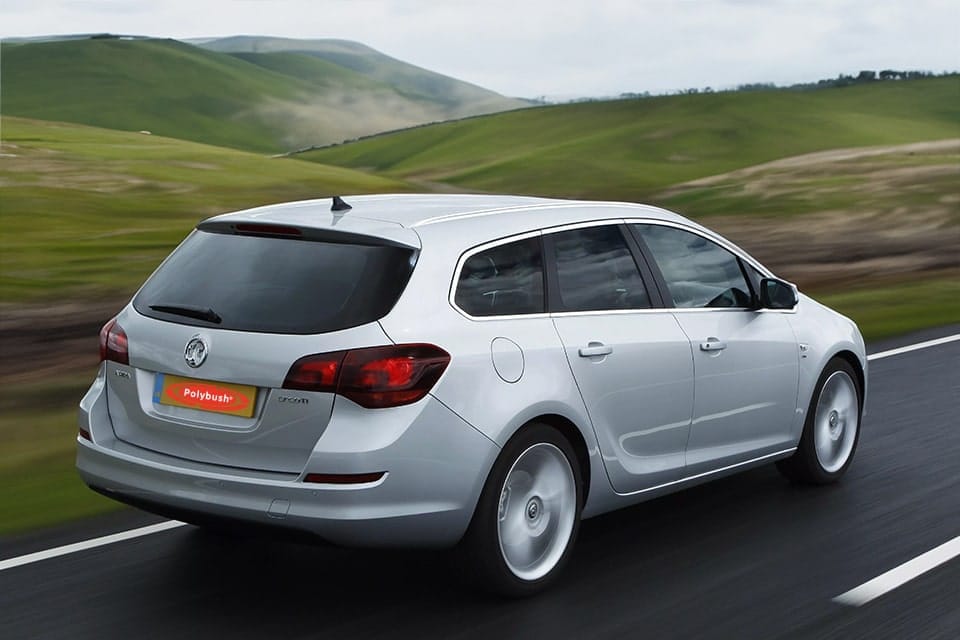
[{"left": 146, "top": 465, "right": 850, "bottom": 638}]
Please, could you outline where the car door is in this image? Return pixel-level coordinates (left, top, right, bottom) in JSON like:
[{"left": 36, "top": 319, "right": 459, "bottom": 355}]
[
  {"left": 631, "top": 223, "right": 800, "bottom": 475},
  {"left": 547, "top": 223, "right": 694, "bottom": 494}
]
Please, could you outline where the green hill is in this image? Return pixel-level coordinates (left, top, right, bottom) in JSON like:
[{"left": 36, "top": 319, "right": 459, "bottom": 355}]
[
  {"left": 301, "top": 77, "right": 960, "bottom": 340},
  {"left": 1, "top": 39, "right": 301, "bottom": 151},
  {"left": 0, "top": 37, "right": 526, "bottom": 153},
  {"left": 0, "top": 116, "right": 411, "bottom": 301},
  {"left": 193, "top": 36, "right": 529, "bottom": 112},
  {"left": 301, "top": 77, "right": 960, "bottom": 200}
]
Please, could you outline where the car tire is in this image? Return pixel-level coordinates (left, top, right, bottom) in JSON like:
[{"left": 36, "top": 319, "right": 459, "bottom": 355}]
[
  {"left": 458, "top": 423, "right": 583, "bottom": 597},
  {"left": 777, "top": 358, "right": 863, "bottom": 484}
]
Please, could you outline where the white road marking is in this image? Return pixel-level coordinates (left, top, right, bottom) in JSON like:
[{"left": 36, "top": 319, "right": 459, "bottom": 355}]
[
  {"left": 2, "top": 333, "right": 957, "bottom": 573},
  {"left": 833, "top": 536, "right": 960, "bottom": 606},
  {"left": 0, "top": 520, "right": 187, "bottom": 572},
  {"left": 867, "top": 334, "right": 959, "bottom": 361}
]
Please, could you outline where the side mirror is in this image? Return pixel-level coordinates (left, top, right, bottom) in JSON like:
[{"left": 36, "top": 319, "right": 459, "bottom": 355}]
[{"left": 759, "top": 278, "right": 798, "bottom": 310}]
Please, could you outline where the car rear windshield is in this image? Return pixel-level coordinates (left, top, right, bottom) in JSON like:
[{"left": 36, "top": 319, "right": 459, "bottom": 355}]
[{"left": 133, "top": 229, "right": 417, "bottom": 334}]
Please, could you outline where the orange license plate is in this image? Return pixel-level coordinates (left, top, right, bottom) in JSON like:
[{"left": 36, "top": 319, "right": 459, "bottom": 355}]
[{"left": 153, "top": 373, "right": 257, "bottom": 418}]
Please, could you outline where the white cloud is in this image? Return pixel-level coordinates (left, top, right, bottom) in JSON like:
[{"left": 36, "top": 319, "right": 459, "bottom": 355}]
[{"left": 2, "top": 0, "right": 957, "bottom": 98}]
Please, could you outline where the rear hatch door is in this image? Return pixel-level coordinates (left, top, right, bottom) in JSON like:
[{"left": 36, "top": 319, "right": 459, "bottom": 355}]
[{"left": 105, "top": 221, "right": 418, "bottom": 474}]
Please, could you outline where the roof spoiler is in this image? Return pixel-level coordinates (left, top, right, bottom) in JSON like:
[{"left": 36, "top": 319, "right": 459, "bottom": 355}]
[{"left": 196, "top": 220, "right": 416, "bottom": 249}]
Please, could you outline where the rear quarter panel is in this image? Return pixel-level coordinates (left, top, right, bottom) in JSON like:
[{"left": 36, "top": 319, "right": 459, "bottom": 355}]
[{"left": 378, "top": 227, "right": 615, "bottom": 517}]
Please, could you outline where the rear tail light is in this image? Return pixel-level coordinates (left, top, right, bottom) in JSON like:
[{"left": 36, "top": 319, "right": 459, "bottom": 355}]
[
  {"left": 283, "top": 344, "right": 450, "bottom": 409},
  {"left": 99, "top": 318, "right": 129, "bottom": 365},
  {"left": 283, "top": 351, "right": 346, "bottom": 392}
]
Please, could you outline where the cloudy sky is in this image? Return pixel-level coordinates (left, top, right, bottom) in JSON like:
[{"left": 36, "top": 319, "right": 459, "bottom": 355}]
[{"left": 2, "top": 0, "right": 957, "bottom": 98}]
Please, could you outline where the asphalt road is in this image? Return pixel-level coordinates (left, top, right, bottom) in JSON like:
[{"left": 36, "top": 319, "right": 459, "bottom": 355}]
[{"left": 2, "top": 328, "right": 958, "bottom": 640}]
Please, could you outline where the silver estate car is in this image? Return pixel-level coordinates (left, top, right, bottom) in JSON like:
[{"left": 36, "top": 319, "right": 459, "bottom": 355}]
[{"left": 78, "top": 194, "right": 866, "bottom": 595}]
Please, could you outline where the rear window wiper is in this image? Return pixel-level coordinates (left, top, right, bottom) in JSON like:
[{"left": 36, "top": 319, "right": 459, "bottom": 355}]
[{"left": 148, "top": 304, "right": 222, "bottom": 324}]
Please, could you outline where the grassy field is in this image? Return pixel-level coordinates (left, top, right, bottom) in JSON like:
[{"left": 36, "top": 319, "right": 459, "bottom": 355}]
[
  {"left": 655, "top": 140, "right": 959, "bottom": 294},
  {"left": 303, "top": 77, "right": 960, "bottom": 200},
  {"left": 0, "top": 116, "right": 412, "bottom": 302},
  {"left": 815, "top": 279, "right": 960, "bottom": 340},
  {"left": 655, "top": 139, "right": 960, "bottom": 218}
]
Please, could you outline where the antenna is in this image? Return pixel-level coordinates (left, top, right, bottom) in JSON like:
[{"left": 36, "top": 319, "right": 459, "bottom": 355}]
[{"left": 331, "top": 196, "right": 352, "bottom": 212}]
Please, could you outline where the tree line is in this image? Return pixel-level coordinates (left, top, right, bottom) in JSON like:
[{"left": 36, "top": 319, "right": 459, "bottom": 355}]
[{"left": 611, "top": 69, "right": 957, "bottom": 101}]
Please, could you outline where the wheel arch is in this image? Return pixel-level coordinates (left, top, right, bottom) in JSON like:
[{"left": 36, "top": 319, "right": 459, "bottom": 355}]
[
  {"left": 529, "top": 413, "right": 592, "bottom": 505},
  {"left": 457, "top": 416, "right": 589, "bottom": 595},
  {"left": 829, "top": 349, "right": 866, "bottom": 410}
]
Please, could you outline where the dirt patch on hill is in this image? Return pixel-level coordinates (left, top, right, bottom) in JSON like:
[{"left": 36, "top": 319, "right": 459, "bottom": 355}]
[
  {"left": 710, "top": 208, "right": 959, "bottom": 291},
  {"left": 0, "top": 141, "right": 191, "bottom": 194},
  {"left": 661, "top": 139, "right": 960, "bottom": 193},
  {"left": 0, "top": 299, "right": 128, "bottom": 385},
  {"left": 659, "top": 139, "right": 960, "bottom": 289}
]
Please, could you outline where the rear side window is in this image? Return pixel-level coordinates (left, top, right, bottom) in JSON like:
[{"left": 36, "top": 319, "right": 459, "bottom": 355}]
[
  {"left": 455, "top": 237, "right": 544, "bottom": 316},
  {"left": 133, "top": 230, "right": 416, "bottom": 334},
  {"left": 634, "top": 224, "right": 753, "bottom": 308},
  {"left": 549, "top": 225, "right": 651, "bottom": 312}
]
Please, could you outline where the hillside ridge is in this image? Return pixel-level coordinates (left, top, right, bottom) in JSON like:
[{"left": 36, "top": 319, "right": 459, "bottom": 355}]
[
  {"left": 301, "top": 76, "right": 960, "bottom": 200},
  {"left": 1, "top": 36, "right": 526, "bottom": 153}
]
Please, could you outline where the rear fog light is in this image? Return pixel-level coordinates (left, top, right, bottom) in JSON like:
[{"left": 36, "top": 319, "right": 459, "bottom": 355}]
[{"left": 303, "top": 472, "right": 386, "bottom": 485}]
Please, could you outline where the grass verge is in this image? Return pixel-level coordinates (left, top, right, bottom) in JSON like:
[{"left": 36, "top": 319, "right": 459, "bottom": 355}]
[
  {"left": 814, "top": 278, "right": 960, "bottom": 341},
  {"left": 0, "top": 379, "right": 122, "bottom": 535},
  {"left": 0, "top": 452, "right": 122, "bottom": 535}
]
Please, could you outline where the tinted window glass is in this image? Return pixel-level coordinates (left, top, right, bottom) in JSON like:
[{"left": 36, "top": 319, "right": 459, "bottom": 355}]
[
  {"left": 455, "top": 237, "right": 544, "bottom": 316},
  {"left": 635, "top": 224, "right": 752, "bottom": 308},
  {"left": 743, "top": 262, "right": 765, "bottom": 294},
  {"left": 551, "top": 225, "right": 651, "bottom": 312},
  {"left": 133, "top": 230, "right": 416, "bottom": 334}
]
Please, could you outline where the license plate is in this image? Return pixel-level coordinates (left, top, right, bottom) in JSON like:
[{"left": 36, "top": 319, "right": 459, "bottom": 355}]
[{"left": 153, "top": 373, "right": 257, "bottom": 418}]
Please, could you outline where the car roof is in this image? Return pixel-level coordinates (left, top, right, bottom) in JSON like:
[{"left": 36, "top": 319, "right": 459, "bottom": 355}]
[{"left": 205, "top": 193, "right": 692, "bottom": 248}]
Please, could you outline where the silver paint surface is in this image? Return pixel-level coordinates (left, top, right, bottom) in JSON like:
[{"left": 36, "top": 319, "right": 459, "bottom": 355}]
[{"left": 78, "top": 194, "right": 867, "bottom": 544}]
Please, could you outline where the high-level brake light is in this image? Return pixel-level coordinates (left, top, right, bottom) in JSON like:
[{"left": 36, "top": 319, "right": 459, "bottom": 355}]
[{"left": 234, "top": 223, "right": 302, "bottom": 236}]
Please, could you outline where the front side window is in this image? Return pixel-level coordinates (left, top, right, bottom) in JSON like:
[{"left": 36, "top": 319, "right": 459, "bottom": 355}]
[
  {"left": 634, "top": 224, "right": 753, "bottom": 309},
  {"left": 742, "top": 261, "right": 766, "bottom": 294},
  {"left": 550, "top": 225, "right": 651, "bottom": 312},
  {"left": 455, "top": 236, "right": 544, "bottom": 316}
]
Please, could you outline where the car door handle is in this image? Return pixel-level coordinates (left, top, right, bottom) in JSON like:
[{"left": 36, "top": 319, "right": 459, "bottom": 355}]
[
  {"left": 579, "top": 342, "right": 613, "bottom": 358},
  {"left": 700, "top": 337, "right": 727, "bottom": 352}
]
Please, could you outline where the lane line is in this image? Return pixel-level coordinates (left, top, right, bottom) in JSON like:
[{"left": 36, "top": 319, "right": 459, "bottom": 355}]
[
  {"left": 0, "top": 521, "right": 187, "bottom": 572},
  {"left": 867, "top": 334, "right": 959, "bottom": 361},
  {"left": 2, "top": 332, "right": 957, "bottom": 573},
  {"left": 833, "top": 536, "right": 960, "bottom": 606}
]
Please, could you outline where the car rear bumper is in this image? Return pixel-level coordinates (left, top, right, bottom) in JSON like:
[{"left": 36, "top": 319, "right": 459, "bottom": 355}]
[{"left": 77, "top": 372, "right": 499, "bottom": 547}]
